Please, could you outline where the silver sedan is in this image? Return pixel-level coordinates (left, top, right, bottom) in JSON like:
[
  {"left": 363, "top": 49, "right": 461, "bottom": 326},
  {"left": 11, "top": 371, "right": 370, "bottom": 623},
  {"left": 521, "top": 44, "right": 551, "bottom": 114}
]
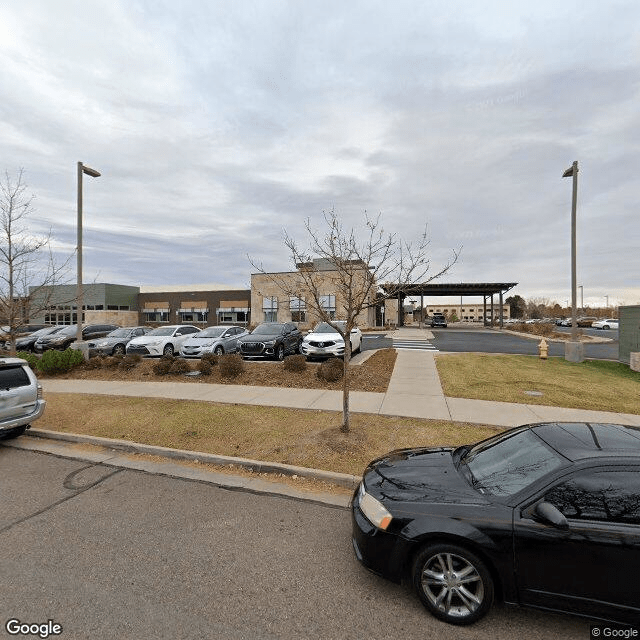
[{"left": 179, "top": 326, "right": 249, "bottom": 358}]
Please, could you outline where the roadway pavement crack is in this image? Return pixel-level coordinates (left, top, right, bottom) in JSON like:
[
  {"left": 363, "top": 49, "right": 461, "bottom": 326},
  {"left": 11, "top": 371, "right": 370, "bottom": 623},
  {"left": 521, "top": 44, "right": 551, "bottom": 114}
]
[{"left": 0, "top": 464, "right": 122, "bottom": 535}]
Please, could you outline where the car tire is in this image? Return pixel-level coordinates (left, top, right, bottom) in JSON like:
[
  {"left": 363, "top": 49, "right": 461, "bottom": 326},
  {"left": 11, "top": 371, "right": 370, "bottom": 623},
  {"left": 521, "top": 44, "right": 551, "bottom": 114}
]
[
  {"left": 603, "top": 325, "right": 609, "bottom": 330},
  {"left": 214, "top": 346, "right": 224, "bottom": 355},
  {"left": 0, "top": 425, "right": 27, "bottom": 440},
  {"left": 412, "top": 543, "right": 494, "bottom": 626},
  {"left": 163, "top": 344, "right": 174, "bottom": 357},
  {"left": 275, "top": 344, "right": 285, "bottom": 361},
  {"left": 352, "top": 340, "right": 361, "bottom": 355},
  {"left": 112, "top": 344, "right": 126, "bottom": 356}
]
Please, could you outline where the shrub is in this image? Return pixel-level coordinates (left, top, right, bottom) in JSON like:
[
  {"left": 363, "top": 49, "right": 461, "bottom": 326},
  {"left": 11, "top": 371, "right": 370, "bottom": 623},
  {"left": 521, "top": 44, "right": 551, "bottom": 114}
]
[
  {"left": 200, "top": 353, "right": 218, "bottom": 366},
  {"left": 152, "top": 356, "right": 173, "bottom": 376},
  {"left": 17, "top": 351, "right": 39, "bottom": 370},
  {"left": 219, "top": 353, "right": 244, "bottom": 379},
  {"left": 103, "top": 355, "right": 124, "bottom": 368},
  {"left": 119, "top": 354, "right": 142, "bottom": 370},
  {"left": 85, "top": 356, "right": 104, "bottom": 370},
  {"left": 317, "top": 357, "right": 344, "bottom": 382},
  {"left": 169, "top": 358, "right": 191, "bottom": 375},
  {"left": 36, "top": 348, "right": 84, "bottom": 375},
  {"left": 283, "top": 354, "right": 307, "bottom": 372},
  {"left": 197, "top": 360, "right": 213, "bottom": 375}
]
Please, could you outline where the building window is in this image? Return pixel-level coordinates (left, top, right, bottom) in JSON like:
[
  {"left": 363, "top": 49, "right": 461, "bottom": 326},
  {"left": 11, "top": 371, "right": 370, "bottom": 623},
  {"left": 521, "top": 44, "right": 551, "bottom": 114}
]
[
  {"left": 319, "top": 294, "right": 336, "bottom": 320},
  {"left": 144, "top": 311, "right": 169, "bottom": 323},
  {"left": 263, "top": 296, "right": 278, "bottom": 323},
  {"left": 290, "top": 296, "right": 306, "bottom": 323}
]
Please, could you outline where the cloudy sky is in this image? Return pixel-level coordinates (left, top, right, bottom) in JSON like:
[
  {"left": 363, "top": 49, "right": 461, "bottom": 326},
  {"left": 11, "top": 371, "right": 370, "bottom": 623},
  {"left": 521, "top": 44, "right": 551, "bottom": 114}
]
[{"left": 2, "top": 0, "right": 639, "bottom": 308}]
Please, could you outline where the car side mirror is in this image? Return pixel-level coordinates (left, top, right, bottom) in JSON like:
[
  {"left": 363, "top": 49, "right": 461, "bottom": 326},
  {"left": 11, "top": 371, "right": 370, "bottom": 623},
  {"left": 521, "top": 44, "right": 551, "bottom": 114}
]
[{"left": 534, "top": 501, "right": 569, "bottom": 530}]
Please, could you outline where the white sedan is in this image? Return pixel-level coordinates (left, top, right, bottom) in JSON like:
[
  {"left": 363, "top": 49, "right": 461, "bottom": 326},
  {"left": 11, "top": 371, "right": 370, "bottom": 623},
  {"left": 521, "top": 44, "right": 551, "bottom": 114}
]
[
  {"left": 591, "top": 318, "right": 619, "bottom": 330},
  {"left": 126, "top": 325, "right": 201, "bottom": 357},
  {"left": 300, "top": 321, "right": 362, "bottom": 360}
]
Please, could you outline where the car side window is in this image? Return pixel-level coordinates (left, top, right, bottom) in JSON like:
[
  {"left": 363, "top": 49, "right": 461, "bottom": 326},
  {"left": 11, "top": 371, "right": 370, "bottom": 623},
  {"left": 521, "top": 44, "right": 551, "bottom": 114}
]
[{"left": 544, "top": 469, "right": 640, "bottom": 525}]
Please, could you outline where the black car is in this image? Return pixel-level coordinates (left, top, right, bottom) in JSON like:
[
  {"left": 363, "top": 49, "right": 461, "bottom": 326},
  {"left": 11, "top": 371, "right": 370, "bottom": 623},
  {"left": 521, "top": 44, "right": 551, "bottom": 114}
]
[
  {"left": 237, "top": 322, "right": 302, "bottom": 360},
  {"left": 430, "top": 313, "right": 447, "bottom": 328},
  {"left": 34, "top": 324, "right": 120, "bottom": 352},
  {"left": 13, "top": 326, "right": 66, "bottom": 352},
  {"left": 352, "top": 422, "right": 640, "bottom": 626}
]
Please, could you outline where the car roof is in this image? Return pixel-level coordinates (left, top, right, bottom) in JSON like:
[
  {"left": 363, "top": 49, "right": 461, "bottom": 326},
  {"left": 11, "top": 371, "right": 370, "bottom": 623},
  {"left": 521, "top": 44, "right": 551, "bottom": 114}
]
[{"left": 532, "top": 422, "right": 640, "bottom": 461}]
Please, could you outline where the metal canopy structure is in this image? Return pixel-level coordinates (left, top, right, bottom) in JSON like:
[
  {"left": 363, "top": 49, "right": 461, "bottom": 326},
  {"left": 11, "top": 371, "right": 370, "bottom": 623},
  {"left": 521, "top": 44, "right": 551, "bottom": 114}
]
[{"left": 380, "top": 282, "right": 518, "bottom": 327}]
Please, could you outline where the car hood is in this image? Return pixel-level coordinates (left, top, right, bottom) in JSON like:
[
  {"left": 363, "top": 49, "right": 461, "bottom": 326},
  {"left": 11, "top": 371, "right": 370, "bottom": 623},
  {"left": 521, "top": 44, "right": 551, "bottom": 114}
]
[
  {"left": 364, "top": 447, "right": 489, "bottom": 505},
  {"left": 304, "top": 331, "right": 344, "bottom": 342},
  {"left": 128, "top": 335, "right": 171, "bottom": 345}
]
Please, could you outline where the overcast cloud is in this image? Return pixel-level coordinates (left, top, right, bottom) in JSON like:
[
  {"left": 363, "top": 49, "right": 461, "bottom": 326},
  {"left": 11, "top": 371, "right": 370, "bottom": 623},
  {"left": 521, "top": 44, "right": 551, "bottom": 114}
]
[{"left": 1, "top": 0, "right": 639, "bottom": 307}]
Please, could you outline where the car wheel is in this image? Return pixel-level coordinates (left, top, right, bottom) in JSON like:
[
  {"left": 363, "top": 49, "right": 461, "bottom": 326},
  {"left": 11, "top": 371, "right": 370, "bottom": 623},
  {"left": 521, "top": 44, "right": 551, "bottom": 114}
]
[
  {"left": 112, "top": 344, "right": 126, "bottom": 356},
  {"left": 214, "top": 345, "right": 224, "bottom": 355},
  {"left": 0, "top": 425, "right": 27, "bottom": 440},
  {"left": 351, "top": 340, "right": 361, "bottom": 355},
  {"left": 603, "top": 325, "right": 609, "bottom": 330},
  {"left": 276, "top": 344, "right": 285, "bottom": 361},
  {"left": 163, "top": 344, "right": 174, "bottom": 357},
  {"left": 412, "top": 543, "right": 494, "bottom": 625}
]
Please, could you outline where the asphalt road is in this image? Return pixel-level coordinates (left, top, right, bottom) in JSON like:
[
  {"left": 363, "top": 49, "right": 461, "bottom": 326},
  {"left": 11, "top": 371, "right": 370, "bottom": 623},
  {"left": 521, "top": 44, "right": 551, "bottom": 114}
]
[
  {"left": 1, "top": 447, "right": 591, "bottom": 640},
  {"left": 363, "top": 326, "right": 619, "bottom": 360}
]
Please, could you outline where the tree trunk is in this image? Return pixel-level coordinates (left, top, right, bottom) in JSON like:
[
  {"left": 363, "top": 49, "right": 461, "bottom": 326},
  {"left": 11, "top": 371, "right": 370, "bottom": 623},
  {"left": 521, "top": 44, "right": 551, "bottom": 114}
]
[{"left": 340, "top": 337, "right": 351, "bottom": 433}]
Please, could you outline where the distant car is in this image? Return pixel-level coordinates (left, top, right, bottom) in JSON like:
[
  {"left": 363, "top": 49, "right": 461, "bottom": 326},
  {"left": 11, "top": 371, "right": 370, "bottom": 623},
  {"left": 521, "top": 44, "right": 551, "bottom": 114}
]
[
  {"left": 352, "top": 421, "right": 640, "bottom": 626},
  {"left": 300, "top": 321, "right": 362, "bottom": 360},
  {"left": 179, "top": 325, "right": 249, "bottom": 358},
  {"left": 14, "top": 326, "right": 65, "bottom": 352},
  {"left": 591, "top": 318, "right": 619, "bottom": 330},
  {"left": 0, "top": 323, "right": 48, "bottom": 349},
  {"left": 238, "top": 322, "right": 302, "bottom": 360},
  {"left": 126, "top": 325, "right": 200, "bottom": 357},
  {"left": 576, "top": 316, "right": 598, "bottom": 327},
  {"left": 88, "top": 326, "right": 152, "bottom": 357},
  {"left": 430, "top": 314, "right": 447, "bottom": 328},
  {"left": 0, "top": 357, "right": 45, "bottom": 440},
  {"left": 34, "top": 324, "right": 120, "bottom": 352}
]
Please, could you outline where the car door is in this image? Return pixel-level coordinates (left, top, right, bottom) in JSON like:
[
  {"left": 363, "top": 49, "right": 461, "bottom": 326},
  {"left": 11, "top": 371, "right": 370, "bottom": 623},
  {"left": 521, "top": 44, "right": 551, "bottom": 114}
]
[{"left": 513, "top": 465, "right": 640, "bottom": 623}]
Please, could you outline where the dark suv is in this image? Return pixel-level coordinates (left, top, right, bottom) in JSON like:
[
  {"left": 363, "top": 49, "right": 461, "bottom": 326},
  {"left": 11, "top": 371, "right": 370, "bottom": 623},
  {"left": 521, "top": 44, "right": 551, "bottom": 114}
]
[
  {"left": 34, "top": 324, "right": 120, "bottom": 352},
  {"left": 238, "top": 322, "right": 302, "bottom": 360},
  {"left": 430, "top": 313, "right": 447, "bottom": 328}
]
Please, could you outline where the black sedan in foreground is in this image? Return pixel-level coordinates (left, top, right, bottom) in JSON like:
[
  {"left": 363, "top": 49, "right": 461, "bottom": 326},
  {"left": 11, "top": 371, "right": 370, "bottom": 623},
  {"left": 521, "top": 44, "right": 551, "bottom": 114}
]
[{"left": 352, "top": 422, "right": 640, "bottom": 626}]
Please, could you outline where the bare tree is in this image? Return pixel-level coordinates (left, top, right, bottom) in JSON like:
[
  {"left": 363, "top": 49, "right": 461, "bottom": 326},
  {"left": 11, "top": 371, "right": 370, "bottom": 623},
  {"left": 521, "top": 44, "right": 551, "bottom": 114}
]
[
  {"left": 0, "top": 169, "right": 71, "bottom": 354},
  {"left": 250, "top": 210, "right": 459, "bottom": 432}
]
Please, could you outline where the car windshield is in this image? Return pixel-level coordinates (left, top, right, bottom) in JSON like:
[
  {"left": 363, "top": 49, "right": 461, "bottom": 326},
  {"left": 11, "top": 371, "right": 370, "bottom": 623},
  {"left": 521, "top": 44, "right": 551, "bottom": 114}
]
[
  {"left": 251, "top": 324, "right": 283, "bottom": 335},
  {"left": 197, "top": 327, "right": 227, "bottom": 338},
  {"left": 30, "top": 327, "right": 61, "bottom": 337},
  {"left": 147, "top": 327, "right": 176, "bottom": 336},
  {"left": 458, "top": 429, "right": 565, "bottom": 497},
  {"left": 312, "top": 322, "right": 346, "bottom": 333},
  {"left": 57, "top": 325, "right": 78, "bottom": 336},
  {"left": 107, "top": 328, "right": 131, "bottom": 337}
]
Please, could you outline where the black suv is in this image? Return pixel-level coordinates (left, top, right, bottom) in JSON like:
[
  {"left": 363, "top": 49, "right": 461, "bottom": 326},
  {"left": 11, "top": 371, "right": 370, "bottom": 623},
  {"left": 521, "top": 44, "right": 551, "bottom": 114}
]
[
  {"left": 430, "top": 313, "right": 447, "bottom": 328},
  {"left": 34, "top": 324, "right": 120, "bottom": 352},
  {"left": 238, "top": 322, "right": 302, "bottom": 360}
]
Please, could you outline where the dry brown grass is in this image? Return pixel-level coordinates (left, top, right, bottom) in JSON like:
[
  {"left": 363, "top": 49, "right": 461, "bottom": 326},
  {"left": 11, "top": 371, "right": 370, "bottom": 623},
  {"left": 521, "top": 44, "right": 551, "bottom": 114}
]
[
  {"left": 39, "top": 393, "right": 498, "bottom": 477},
  {"left": 47, "top": 349, "right": 397, "bottom": 393}
]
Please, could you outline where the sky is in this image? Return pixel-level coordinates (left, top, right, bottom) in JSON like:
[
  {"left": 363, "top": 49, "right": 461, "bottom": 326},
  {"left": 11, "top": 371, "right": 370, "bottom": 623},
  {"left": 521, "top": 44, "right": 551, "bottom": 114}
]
[{"left": 1, "top": 0, "right": 639, "bottom": 309}]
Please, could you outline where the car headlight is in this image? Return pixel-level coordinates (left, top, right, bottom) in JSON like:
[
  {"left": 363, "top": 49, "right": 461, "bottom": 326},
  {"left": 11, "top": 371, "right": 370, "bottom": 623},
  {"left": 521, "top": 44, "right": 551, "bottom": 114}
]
[
  {"left": 96, "top": 341, "right": 108, "bottom": 348},
  {"left": 263, "top": 340, "right": 276, "bottom": 347},
  {"left": 358, "top": 484, "right": 392, "bottom": 530},
  {"left": 145, "top": 340, "right": 162, "bottom": 346}
]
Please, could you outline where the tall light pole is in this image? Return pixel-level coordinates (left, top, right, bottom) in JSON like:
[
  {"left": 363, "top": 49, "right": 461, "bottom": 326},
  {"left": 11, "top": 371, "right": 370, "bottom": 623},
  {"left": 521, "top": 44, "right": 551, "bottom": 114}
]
[
  {"left": 563, "top": 160, "right": 583, "bottom": 361},
  {"left": 578, "top": 284, "right": 584, "bottom": 312},
  {"left": 76, "top": 162, "right": 101, "bottom": 349}
]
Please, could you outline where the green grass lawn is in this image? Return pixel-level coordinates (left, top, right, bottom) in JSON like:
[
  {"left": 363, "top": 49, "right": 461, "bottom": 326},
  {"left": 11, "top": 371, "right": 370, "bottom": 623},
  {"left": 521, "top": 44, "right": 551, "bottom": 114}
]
[{"left": 436, "top": 354, "right": 640, "bottom": 414}]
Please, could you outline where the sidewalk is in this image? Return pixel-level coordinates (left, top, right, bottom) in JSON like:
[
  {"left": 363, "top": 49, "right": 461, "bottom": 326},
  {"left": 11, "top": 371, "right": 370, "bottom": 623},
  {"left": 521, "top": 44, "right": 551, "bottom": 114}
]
[{"left": 38, "top": 327, "right": 640, "bottom": 428}]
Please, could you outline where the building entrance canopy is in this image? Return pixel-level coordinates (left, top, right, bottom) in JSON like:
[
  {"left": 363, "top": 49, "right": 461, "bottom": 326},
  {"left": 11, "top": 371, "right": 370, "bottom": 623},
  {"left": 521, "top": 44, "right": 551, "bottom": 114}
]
[{"left": 380, "top": 282, "right": 518, "bottom": 327}]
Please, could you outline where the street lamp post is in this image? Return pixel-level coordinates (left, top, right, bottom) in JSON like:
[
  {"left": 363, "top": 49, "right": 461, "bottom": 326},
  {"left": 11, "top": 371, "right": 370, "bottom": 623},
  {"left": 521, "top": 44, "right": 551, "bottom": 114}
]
[
  {"left": 563, "top": 160, "right": 584, "bottom": 362},
  {"left": 76, "top": 162, "right": 101, "bottom": 352},
  {"left": 578, "top": 285, "right": 584, "bottom": 312}
]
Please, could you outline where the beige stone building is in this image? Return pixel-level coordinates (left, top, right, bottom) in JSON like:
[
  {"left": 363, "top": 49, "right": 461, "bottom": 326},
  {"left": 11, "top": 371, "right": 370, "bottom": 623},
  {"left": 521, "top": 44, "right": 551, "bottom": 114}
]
[{"left": 251, "top": 258, "right": 377, "bottom": 330}]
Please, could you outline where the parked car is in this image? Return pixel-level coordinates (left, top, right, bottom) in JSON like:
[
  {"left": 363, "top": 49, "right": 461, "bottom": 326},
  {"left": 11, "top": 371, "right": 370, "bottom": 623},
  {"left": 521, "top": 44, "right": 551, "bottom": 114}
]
[
  {"left": 0, "top": 357, "right": 46, "bottom": 440},
  {"left": 34, "top": 324, "right": 120, "bottom": 352},
  {"left": 179, "top": 325, "right": 249, "bottom": 358},
  {"left": 300, "top": 321, "right": 362, "bottom": 360},
  {"left": 238, "top": 322, "right": 302, "bottom": 360},
  {"left": 88, "top": 326, "right": 152, "bottom": 357},
  {"left": 0, "top": 324, "right": 48, "bottom": 349},
  {"left": 576, "top": 316, "right": 598, "bottom": 327},
  {"left": 13, "top": 326, "right": 65, "bottom": 352},
  {"left": 591, "top": 318, "right": 619, "bottom": 330},
  {"left": 430, "top": 313, "right": 447, "bottom": 328},
  {"left": 126, "top": 325, "right": 200, "bottom": 357},
  {"left": 352, "top": 421, "right": 640, "bottom": 626}
]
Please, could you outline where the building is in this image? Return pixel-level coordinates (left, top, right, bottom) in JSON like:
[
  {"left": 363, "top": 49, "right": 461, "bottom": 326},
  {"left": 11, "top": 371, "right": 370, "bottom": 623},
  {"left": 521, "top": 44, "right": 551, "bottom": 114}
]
[
  {"left": 423, "top": 304, "right": 511, "bottom": 323},
  {"left": 138, "top": 284, "right": 250, "bottom": 327},
  {"left": 251, "top": 258, "right": 377, "bottom": 330}
]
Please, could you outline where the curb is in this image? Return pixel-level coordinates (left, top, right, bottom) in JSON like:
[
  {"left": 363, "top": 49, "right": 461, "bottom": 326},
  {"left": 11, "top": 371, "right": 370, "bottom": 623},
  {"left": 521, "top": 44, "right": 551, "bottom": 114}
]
[{"left": 26, "top": 428, "right": 361, "bottom": 490}]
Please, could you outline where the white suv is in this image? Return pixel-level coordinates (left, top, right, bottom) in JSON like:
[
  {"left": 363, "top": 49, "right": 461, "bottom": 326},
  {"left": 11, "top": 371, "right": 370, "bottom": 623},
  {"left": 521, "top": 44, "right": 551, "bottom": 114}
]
[{"left": 0, "top": 357, "right": 46, "bottom": 440}]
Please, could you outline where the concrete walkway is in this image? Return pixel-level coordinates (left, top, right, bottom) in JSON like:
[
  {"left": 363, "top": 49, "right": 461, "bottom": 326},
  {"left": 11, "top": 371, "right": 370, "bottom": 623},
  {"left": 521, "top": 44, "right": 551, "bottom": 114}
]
[{"left": 38, "top": 327, "right": 640, "bottom": 428}]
